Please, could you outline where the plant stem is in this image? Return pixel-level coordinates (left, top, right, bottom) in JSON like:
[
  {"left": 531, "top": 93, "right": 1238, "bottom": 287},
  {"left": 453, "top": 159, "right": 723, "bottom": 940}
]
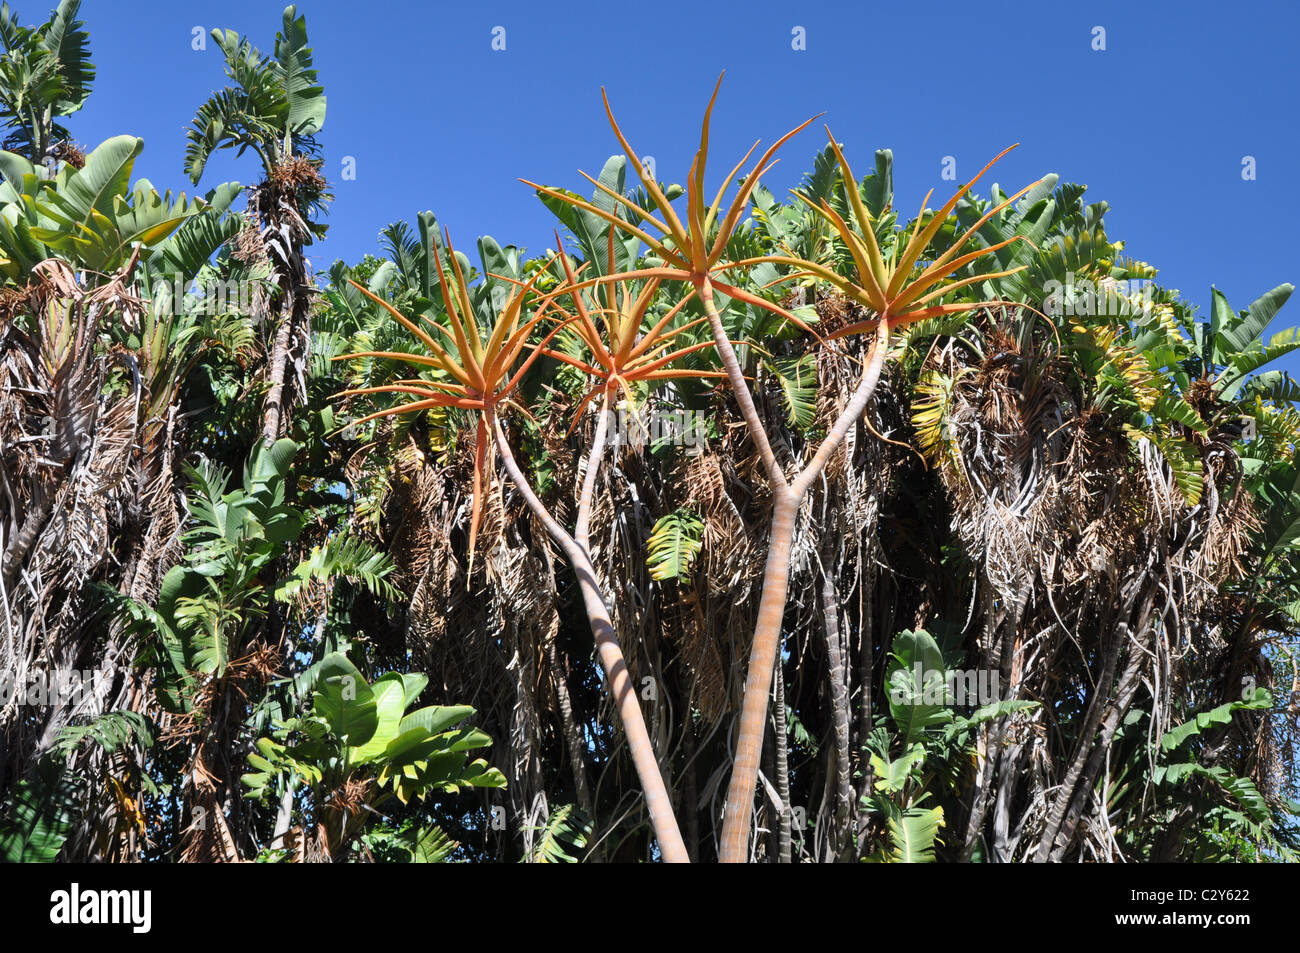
[
  {"left": 489, "top": 410, "right": 689, "bottom": 862},
  {"left": 701, "top": 279, "right": 890, "bottom": 862},
  {"left": 719, "top": 487, "right": 798, "bottom": 862},
  {"left": 774, "top": 662, "right": 792, "bottom": 863},
  {"left": 575, "top": 397, "right": 611, "bottom": 549},
  {"left": 698, "top": 280, "right": 789, "bottom": 492}
]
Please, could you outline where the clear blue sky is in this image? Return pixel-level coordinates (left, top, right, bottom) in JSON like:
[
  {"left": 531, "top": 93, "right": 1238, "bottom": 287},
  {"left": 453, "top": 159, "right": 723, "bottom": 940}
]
[{"left": 59, "top": 0, "right": 1300, "bottom": 368}]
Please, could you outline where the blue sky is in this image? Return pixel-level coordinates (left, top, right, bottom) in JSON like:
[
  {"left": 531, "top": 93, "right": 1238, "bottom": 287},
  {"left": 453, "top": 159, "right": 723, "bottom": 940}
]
[{"left": 60, "top": 0, "right": 1300, "bottom": 369}]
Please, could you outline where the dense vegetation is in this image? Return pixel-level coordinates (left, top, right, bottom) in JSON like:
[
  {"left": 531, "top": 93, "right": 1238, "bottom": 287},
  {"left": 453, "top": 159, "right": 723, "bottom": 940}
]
[{"left": 1, "top": 2, "right": 1296, "bottom": 863}]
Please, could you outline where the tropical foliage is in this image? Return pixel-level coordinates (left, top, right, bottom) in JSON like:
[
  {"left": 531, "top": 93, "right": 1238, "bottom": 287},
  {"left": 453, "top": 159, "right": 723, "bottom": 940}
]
[{"left": 1, "top": 4, "right": 1297, "bottom": 864}]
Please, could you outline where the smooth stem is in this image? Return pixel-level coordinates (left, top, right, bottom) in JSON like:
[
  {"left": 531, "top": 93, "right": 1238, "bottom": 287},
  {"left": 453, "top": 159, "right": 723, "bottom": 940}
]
[
  {"left": 718, "top": 488, "right": 798, "bottom": 862},
  {"left": 575, "top": 397, "right": 611, "bottom": 550},
  {"left": 698, "top": 279, "right": 789, "bottom": 492},
  {"left": 714, "top": 317, "right": 890, "bottom": 863},
  {"left": 489, "top": 410, "right": 689, "bottom": 863}
]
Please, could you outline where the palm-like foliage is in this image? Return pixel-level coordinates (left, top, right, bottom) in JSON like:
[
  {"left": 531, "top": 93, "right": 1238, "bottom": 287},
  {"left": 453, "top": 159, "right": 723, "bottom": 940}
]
[
  {"left": 761, "top": 136, "right": 1038, "bottom": 336},
  {"left": 0, "top": 0, "right": 92, "bottom": 162},
  {"left": 536, "top": 78, "right": 1043, "bottom": 860},
  {"left": 184, "top": 5, "right": 325, "bottom": 186},
  {"left": 335, "top": 227, "right": 693, "bottom": 861},
  {"left": 525, "top": 75, "right": 816, "bottom": 322},
  {"left": 242, "top": 652, "right": 504, "bottom": 861},
  {"left": 540, "top": 235, "right": 724, "bottom": 420},
  {"left": 4, "top": 8, "right": 1298, "bottom": 867},
  {"left": 186, "top": 4, "right": 328, "bottom": 446}
]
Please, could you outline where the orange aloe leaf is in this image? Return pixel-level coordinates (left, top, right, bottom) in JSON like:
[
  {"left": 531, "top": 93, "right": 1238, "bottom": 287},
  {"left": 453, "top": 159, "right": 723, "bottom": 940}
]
[
  {"left": 693, "top": 74, "right": 723, "bottom": 233},
  {"left": 707, "top": 112, "right": 820, "bottom": 263},
  {"left": 903, "top": 266, "right": 1028, "bottom": 310},
  {"left": 792, "top": 192, "right": 885, "bottom": 309},
  {"left": 344, "top": 280, "right": 473, "bottom": 387},
  {"left": 576, "top": 171, "right": 674, "bottom": 240},
  {"left": 641, "top": 367, "right": 728, "bottom": 381},
  {"left": 889, "top": 237, "right": 1025, "bottom": 311},
  {"left": 548, "top": 248, "right": 612, "bottom": 371},
  {"left": 557, "top": 267, "right": 691, "bottom": 294},
  {"left": 538, "top": 348, "right": 605, "bottom": 376},
  {"left": 565, "top": 384, "right": 606, "bottom": 436},
  {"left": 482, "top": 307, "right": 552, "bottom": 384},
  {"left": 338, "top": 383, "right": 462, "bottom": 402},
  {"left": 601, "top": 87, "right": 691, "bottom": 248},
  {"left": 331, "top": 349, "right": 444, "bottom": 369},
  {"left": 489, "top": 307, "right": 579, "bottom": 385},
  {"left": 626, "top": 339, "right": 717, "bottom": 378},
  {"left": 613, "top": 277, "right": 665, "bottom": 362},
  {"left": 828, "top": 301, "right": 996, "bottom": 339},
  {"left": 887, "top": 144, "right": 1019, "bottom": 298},
  {"left": 429, "top": 239, "right": 487, "bottom": 390},
  {"left": 705, "top": 139, "right": 760, "bottom": 237},
  {"left": 627, "top": 291, "right": 700, "bottom": 360},
  {"left": 823, "top": 130, "right": 889, "bottom": 292},
  {"left": 708, "top": 276, "right": 820, "bottom": 337},
  {"left": 500, "top": 317, "right": 586, "bottom": 395},
  {"left": 443, "top": 232, "right": 487, "bottom": 368},
  {"left": 481, "top": 255, "right": 556, "bottom": 368},
  {"left": 345, "top": 397, "right": 484, "bottom": 428},
  {"left": 687, "top": 153, "right": 708, "bottom": 265},
  {"left": 917, "top": 178, "right": 1044, "bottom": 278},
  {"left": 466, "top": 417, "right": 490, "bottom": 575}
]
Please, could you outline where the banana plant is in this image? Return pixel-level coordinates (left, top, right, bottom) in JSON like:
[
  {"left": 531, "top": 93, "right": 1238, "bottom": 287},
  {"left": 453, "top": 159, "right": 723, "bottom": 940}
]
[
  {"left": 118, "top": 438, "right": 397, "bottom": 711},
  {"left": 863, "top": 629, "right": 1036, "bottom": 862},
  {"left": 184, "top": 5, "right": 325, "bottom": 187},
  {"left": 523, "top": 803, "right": 593, "bottom": 863},
  {"left": 242, "top": 651, "right": 504, "bottom": 861},
  {"left": 186, "top": 4, "right": 329, "bottom": 446},
  {"left": 0, "top": 0, "right": 93, "bottom": 163},
  {"left": 0, "top": 136, "right": 216, "bottom": 278},
  {"left": 1192, "top": 284, "right": 1297, "bottom": 403}
]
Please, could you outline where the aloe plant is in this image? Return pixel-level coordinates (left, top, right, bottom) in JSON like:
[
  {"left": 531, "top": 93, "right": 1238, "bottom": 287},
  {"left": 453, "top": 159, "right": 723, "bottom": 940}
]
[
  {"left": 537, "top": 77, "right": 1039, "bottom": 861},
  {"left": 337, "top": 229, "right": 691, "bottom": 862}
]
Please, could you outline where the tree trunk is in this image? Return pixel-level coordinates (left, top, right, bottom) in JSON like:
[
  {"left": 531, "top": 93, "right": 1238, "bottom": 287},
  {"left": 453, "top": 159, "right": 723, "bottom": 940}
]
[
  {"left": 490, "top": 411, "right": 688, "bottom": 862},
  {"left": 261, "top": 295, "right": 296, "bottom": 446},
  {"left": 820, "top": 546, "right": 853, "bottom": 853},
  {"left": 774, "top": 664, "right": 792, "bottom": 863},
  {"left": 712, "top": 308, "right": 891, "bottom": 862},
  {"left": 720, "top": 490, "right": 798, "bottom": 861}
]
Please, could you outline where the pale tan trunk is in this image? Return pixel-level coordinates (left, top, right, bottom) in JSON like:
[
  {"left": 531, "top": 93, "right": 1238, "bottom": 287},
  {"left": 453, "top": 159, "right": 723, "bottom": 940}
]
[
  {"left": 720, "top": 490, "right": 797, "bottom": 861},
  {"left": 490, "top": 410, "right": 688, "bottom": 862},
  {"left": 701, "top": 274, "right": 890, "bottom": 862},
  {"left": 261, "top": 296, "right": 294, "bottom": 447}
]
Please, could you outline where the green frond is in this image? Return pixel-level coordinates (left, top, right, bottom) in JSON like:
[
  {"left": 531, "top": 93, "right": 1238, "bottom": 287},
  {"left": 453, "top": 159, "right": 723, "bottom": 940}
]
[{"left": 646, "top": 509, "right": 704, "bottom": 581}]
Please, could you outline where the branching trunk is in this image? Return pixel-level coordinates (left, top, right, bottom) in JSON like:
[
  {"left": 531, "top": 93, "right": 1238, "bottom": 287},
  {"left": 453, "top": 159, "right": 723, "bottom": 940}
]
[{"left": 705, "top": 274, "right": 891, "bottom": 862}]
